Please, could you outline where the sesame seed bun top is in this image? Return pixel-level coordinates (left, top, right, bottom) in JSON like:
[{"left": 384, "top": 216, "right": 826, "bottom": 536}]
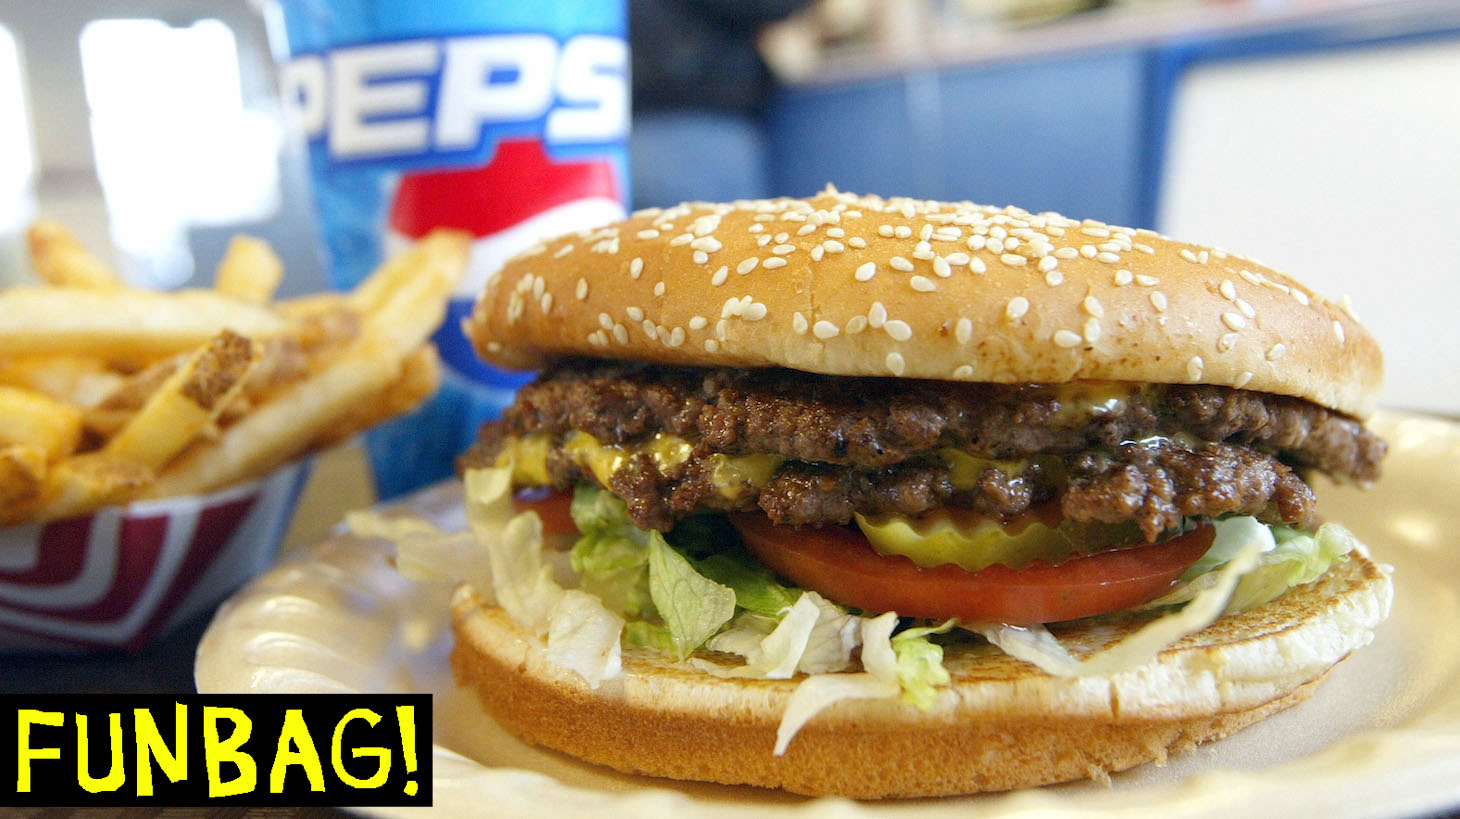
[{"left": 466, "top": 187, "right": 1383, "bottom": 418}]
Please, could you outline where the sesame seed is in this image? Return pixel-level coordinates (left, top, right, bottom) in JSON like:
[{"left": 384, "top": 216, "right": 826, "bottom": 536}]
[
  {"left": 1234, "top": 371, "right": 1253, "bottom": 388},
  {"left": 1240, "top": 269, "right": 1265, "bottom": 286},
  {"left": 1084, "top": 317, "right": 1101, "bottom": 343},
  {"left": 576, "top": 278, "right": 589, "bottom": 300},
  {"left": 846, "top": 315, "right": 868, "bottom": 334},
  {"left": 669, "top": 233, "right": 694, "bottom": 247},
  {"left": 1198, "top": 250, "right": 1210, "bottom": 264},
  {"left": 953, "top": 364, "right": 974, "bottom": 378},
  {"left": 691, "top": 236, "right": 723, "bottom": 252},
  {"left": 705, "top": 339, "right": 720, "bottom": 352},
  {"left": 1055, "top": 247, "right": 1079, "bottom": 260},
  {"left": 738, "top": 258, "right": 759, "bottom": 275},
  {"left": 1222, "top": 312, "right": 1246, "bottom": 330},
  {"left": 1218, "top": 332, "right": 1238, "bottom": 352},
  {"left": 612, "top": 323, "right": 629, "bottom": 345},
  {"left": 855, "top": 262, "right": 877, "bottom": 282},
  {"left": 654, "top": 281, "right": 666, "bottom": 297},
  {"left": 626, "top": 306, "right": 644, "bottom": 321},
  {"left": 1096, "top": 251, "right": 1120, "bottom": 264},
  {"left": 1083, "top": 296, "right": 1104, "bottom": 317},
  {"left": 797, "top": 223, "right": 817, "bottom": 236},
  {"left": 598, "top": 312, "right": 613, "bottom": 330},
  {"left": 1187, "top": 356, "right": 1204, "bottom": 380},
  {"left": 885, "top": 319, "right": 913, "bottom": 341},
  {"left": 1267, "top": 343, "right": 1286, "bottom": 361},
  {"left": 793, "top": 312, "right": 808, "bottom": 334},
  {"left": 1151, "top": 291, "right": 1168, "bottom": 311},
  {"left": 1045, "top": 270, "right": 1064, "bottom": 286},
  {"left": 885, "top": 352, "right": 906, "bottom": 376},
  {"left": 1220, "top": 280, "right": 1237, "bottom": 300},
  {"left": 689, "top": 315, "right": 708, "bottom": 330},
  {"left": 554, "top": 244, "right": 575, "bottom": 258},
  {"left": 919, "top": 224, "right": 934, "bottom": 240},
  {"left": 711, "top": 266, "right": 729, "bottom": 286},
  {"left": 749, "top": 223, "right": 765, "bottom": 233},
  {"left": 1038, "top": 256, "right": 1058, "bottom": 272},
  {"left": 1098, "top": 242, "right": 1123, "bottom": 253},
  {"left": 890, "top": 256, "right": 914, "bottom": 272},
  {"left": 757, "top": 235, "right": 771, "bottom": 247},
  {"left": 1053, "top": 329, "right": 1082, "bottom": 348},
  {"left": 1006, "top": 297, "right": 1030, "bottom": 320},
  {"left": 956, "top": 317, "right": 973, "bottom": 343},
  {"left": 642, "top": 319, "right": 656, "bottom": 338},
  {"left": 1180, "top": 248, "right": 1198, "bottom": 263},
  {"left": 1081, "top": 226, "right": 1111, "bottom": 238},
  {"left": 813, "top": 320, "right": 839, "bottom": 339},
  {"left": 1236, "top": 299, "right": 1255, "bottom": 319},
  {"left": 970, "top": 257, "right": 987, "bottom": 274},
  {"left": 1333, "top": 321, "right": 1345, "bottom": 343},
  {"left": 824, "top": 240, "right": 845, "bottom": 253},
  {"left": 827, "top": 227, "right": 845, "bottom": 238},
  {"left": 932, "top": 256, "right": 952, "bottom": 278},
  {"left": 987, "top": 237, "right": 1006, "bottom": 254},
  {"left": 869, "top": 302, "right": 888, "bottom": 328},
  {"left": 693, "top": 250, "right": 709, "bottom": 264},
  {"left": 1134, "top": 243, "right": 1155, "bottom": 254},
  {"left": 910, "top": 275, "right": 937, "bottom": 292},
  {"left": 1114, "top": 270, "right": 1133, "bottom": 286},
  {"left": 848, "top": 237, "right": 867, "bottom": 249},
  {"left": 968, "top": 236, "right": 987, "bottom": 251},
  {"left": 1136, "top": 274, "right": 1159, "bottom": 286},
  {"left": 668, "top": 327, "right": 686, "bottom": 347},
  {"left": 811, "top": 245, "right": 825, "bottom": 262},
  {"left": 541, "top": 292, "right": 553, "bottom": 313},
  {"left": 763, "top": 257, "right": 788, "bottom": 269},
  {"left": 878, "top": 224, "right": 894, "bottom": 237},
  {"left": 946, "top": 252, "right": 970, "bottom": 266},
  {"left": 773, "top": 244, "right": 795, "bottom": 255},
  {"left": 532, "top": 275, "right": 545, "bottom": 299},
  {"left": 775, "top": 232, "right": 790, "bottom": 243},
  {"left": 637, "top": 229, "right": 660, "bottom": 240},
  {"left": 721, "top": 298, "right": 739, "bottom": 318},
  {"left": 630, "top": 258, "right": 644, "bottom": 278},
  {"left": 1001, "top": 253, "right": 1028, "bottom": 267},
  {"left": 744, "top": 302, "right": 768, "bottom": 321},
  {"left": 1080, "top": 245, "right": 1097, "bottom": 258}
]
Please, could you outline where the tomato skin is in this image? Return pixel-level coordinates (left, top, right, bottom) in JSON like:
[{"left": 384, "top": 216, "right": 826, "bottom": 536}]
[
  {"left": 732, "top": 514, "right": 1214, "bottom": 625},
  {"left": 512, "top": 489, "right": 578, "bottom": 536}
]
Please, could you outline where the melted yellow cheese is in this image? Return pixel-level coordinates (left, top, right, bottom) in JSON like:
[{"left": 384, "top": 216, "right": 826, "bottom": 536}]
[
  {"left": 1047, "top": 382, "right": 1140, "bottom": 423},
  {"left": 496, "top": 431, "right": 779, "bottom": 496}
]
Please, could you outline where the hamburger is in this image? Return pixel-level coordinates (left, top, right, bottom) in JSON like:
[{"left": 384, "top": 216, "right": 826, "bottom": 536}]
[{"left": 399, "top": 188, "right": 1392, "bottom": 798}]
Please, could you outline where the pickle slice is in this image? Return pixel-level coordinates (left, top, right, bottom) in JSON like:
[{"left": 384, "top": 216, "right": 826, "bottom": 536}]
[{"left": 854, "top": 506, "right": 1144, "bottom": 572}]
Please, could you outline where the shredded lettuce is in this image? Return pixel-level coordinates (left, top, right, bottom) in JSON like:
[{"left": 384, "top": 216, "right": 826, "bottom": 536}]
[
  {"left": 891, "top": 621, "right": 956, "bottom": 708},
  {"left": 696, "top": 591, "right": 859, "bottom": 679},
  {"left": 692, "top": 552, "right": 801, "bottom": 617},
  {"left": 774, "top": 613, "right": 902, "bottom": 755},
  {"left": 1150, "top": 520, "right": 1355, "bottom": 615},
  {"left": 546, "top": 589, "right": 625, "bottom": 686}
]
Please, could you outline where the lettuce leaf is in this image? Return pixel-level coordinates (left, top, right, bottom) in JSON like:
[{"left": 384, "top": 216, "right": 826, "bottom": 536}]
[
  {"left": 693, "top": 552, "right": 801, "bottom": 617},
  {"left": 773, "top": 613, "right": 902, "bottom": 755},
  {"left": 647, "top": 532, "right": 737, "bottom": 660},
  {"left": 891, "top": 621, "right": 956, "bottom": 708},
  {"left": 697, "top": 591, "right": 858, "bottom": 679}
]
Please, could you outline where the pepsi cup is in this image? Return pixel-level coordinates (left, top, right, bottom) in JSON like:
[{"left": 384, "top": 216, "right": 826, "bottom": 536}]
[{"left": 268, "top": 0, "right": 629, "bottom": 497}]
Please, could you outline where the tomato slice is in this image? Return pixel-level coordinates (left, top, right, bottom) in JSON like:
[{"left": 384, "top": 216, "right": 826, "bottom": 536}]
[
  {"left": 732, "top": 513, "right": 1213, "bottom": 624},
  {"left": 512, "top": 489, "right": 578, "bottom": 536}
]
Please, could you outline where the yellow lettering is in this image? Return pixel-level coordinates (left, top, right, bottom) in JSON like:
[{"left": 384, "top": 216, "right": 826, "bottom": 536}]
[
  {"left": 204, "top": 707, "right": 256, "bottom": 797},
  {"left": 330, "top": 709, "right": 389, "bottom": 789},
  {"left": 135, "top": 704, "right": 187, "bottom": 796},
  {"left": 16, "top": 710, "right": 63, "bottom": 793},
  {"left": 76, "top": 713, "right": 126, "bottom": 793},
  {"left": 270, "top": 709, "right": 325, "bottom": 793}
]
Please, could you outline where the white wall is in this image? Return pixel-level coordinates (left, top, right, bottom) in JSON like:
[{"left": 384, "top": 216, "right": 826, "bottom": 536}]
[{"left": 1159, "top": 37, "right": 1460, "bottom": 415}]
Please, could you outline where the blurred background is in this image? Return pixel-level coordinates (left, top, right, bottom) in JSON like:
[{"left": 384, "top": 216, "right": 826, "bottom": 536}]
[{"left": 0, "top": 0, "right": 1456, "bottom": 413}]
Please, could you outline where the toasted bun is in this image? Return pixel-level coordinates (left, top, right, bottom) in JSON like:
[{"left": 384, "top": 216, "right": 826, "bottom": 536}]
[
  {"left": 467, "top": 188, "right": 1382, "bottom": 417},
  {"left": 450, "top": 553, "right": 1391, "bottom": 798}
]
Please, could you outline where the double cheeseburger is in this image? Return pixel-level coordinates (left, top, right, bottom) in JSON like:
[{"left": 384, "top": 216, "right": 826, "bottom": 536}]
[{"left": 441, "top": 189, "right": 1391, "bottom": 798}]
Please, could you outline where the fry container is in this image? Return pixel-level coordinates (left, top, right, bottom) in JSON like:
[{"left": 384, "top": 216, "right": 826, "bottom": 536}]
[{"left": 0, "top": 461, "right": 310, "bottom": 653}]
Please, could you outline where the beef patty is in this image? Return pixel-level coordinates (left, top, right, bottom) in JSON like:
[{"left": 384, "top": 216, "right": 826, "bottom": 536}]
[{"left": 462, "top": 359, "right": 1384, "bottom": 536}]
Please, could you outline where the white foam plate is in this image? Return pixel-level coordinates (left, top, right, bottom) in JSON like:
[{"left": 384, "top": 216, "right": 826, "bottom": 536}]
[{"left": 195, "top": 411, "right": 1460, "bottom": 818}]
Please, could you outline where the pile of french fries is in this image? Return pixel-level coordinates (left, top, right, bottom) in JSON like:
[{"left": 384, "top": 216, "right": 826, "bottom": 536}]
[{"left": 0, "top": 220, "right": 469, "bottom": 525}]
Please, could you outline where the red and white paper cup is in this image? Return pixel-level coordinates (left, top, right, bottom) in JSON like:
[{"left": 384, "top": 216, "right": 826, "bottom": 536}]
[{"left": 0, "top": 462, "right": 310, "bottom": 653}]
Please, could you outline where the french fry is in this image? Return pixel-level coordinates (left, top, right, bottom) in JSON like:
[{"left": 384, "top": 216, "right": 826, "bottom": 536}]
[
  {"left": 311, "top": 344, "right": 441, "bottom": 450},
  {"left": 348, "top": 229, "right": 470, "bottom": 319},
  {"left": 361, "top": 231, "right": 471, "bottom": 356},
  {"left": 0, "top": 287, "right": 288, "bottom": 361},
  {"left": 0, "top": 386, "right": 83, "bottom": 463},
  {"left": 0, "top": 356, "right": 125, "bottom": 408},
  {"left": 20, "top": 452, "right": 153, "bottom": 525},
  {"left": 103, "top": 330, "right": 258, "bottom": 471},
  {"left": 81, "top": 354, "right": 186, "bottom": 437},
  {"left": 214, "top": 235, "right": 283, "bottom": 305},
  {"left": 142, "top": 335, "right": 402, "bottom": 497},
  {"left": 26, "top": 219, "right": 124, "bottom": 289},
  {"left": 0, "top": 444, "right": 46, "bottom": 513}
]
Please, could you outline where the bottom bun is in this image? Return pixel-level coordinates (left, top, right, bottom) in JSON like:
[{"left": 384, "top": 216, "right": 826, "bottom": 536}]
[{"left": 450, "top": 553, "right": 1392, "bottom": 799}]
